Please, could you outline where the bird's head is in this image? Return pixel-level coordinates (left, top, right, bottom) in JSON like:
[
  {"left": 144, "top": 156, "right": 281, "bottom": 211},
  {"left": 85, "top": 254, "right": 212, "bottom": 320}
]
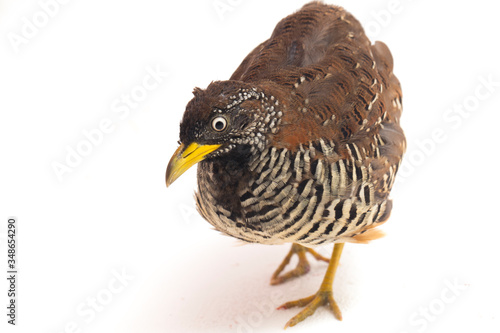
[{"left": 166, "top": 80, "right": 283, "bottom": 187}]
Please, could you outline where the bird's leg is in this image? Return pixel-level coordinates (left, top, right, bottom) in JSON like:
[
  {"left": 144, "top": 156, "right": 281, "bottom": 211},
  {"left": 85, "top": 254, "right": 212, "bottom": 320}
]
[
  {"left": 278, "top": 243, "right": 345, "bottom": 329},
  {"left": 270, "top": 243, "right": 329, "bottom": 285}
]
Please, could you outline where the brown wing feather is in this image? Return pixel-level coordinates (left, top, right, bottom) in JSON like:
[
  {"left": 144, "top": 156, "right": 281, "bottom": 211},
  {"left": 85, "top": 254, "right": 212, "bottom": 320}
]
[{"left": 230, "top": 2, "right": 405, "bottom": 198}]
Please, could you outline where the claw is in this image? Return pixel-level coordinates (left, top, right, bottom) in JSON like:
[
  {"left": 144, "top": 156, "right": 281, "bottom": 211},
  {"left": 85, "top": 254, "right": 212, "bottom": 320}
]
[{"left": 282, "top": 290, "right": 342, "bottom": 329}]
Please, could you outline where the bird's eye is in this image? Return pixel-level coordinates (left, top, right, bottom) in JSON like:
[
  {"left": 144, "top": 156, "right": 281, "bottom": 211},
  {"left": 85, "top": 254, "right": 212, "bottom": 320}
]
[{"left": 211, "top": 116, "right": 227, "bottom": 132}]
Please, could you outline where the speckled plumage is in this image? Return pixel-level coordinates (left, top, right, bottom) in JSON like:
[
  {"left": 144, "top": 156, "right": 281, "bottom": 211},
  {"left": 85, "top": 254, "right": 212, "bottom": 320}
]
[{"left": 178, "top": 3, "right": 405, "bottom": 246}]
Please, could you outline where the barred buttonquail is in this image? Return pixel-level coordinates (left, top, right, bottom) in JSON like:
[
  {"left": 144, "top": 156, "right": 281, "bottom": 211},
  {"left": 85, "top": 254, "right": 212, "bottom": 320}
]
[{"left": 166, "top": 1, "right": 405, "bottom": 328}]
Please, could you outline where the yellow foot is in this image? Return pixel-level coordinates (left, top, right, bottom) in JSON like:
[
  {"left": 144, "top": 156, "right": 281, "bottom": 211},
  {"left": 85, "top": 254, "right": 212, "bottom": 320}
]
[
  {"left": 277, "top": 243, "right": 345, "bottom": 328},
  {"left": 278, "top": 289, "right": 342, "bottom": 328},
  {"left": 270, "top": 243, "right": 329, "bottom": 285}
]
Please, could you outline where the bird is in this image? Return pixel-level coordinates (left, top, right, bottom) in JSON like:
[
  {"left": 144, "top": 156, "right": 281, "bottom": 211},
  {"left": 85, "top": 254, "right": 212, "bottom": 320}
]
[{"left": 165, "top": 1, "right": 405, "bottom": 328}]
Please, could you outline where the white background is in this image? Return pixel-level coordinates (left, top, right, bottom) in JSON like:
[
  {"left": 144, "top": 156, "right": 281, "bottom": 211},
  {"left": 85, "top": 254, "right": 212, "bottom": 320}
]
[{"left": 1, "top": 0, "right": 500, "bottom": 332}]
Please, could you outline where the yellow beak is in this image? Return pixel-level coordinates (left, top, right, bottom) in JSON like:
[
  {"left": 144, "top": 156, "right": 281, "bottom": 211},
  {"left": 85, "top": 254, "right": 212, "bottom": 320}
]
[{"left": 165, "top": 142, "right": 221, "bottom": 187}]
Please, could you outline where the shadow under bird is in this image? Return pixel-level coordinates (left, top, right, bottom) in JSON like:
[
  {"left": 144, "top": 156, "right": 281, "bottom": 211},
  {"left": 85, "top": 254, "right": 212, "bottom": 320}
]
[{"left": 166, "top": 1, "right": 405, "bottom": 328}]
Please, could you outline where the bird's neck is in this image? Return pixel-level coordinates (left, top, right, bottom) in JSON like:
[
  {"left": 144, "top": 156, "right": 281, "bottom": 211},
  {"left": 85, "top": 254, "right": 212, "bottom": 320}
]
[{"left": 200, "top": 144, "right": 254, "bottom": 181}]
